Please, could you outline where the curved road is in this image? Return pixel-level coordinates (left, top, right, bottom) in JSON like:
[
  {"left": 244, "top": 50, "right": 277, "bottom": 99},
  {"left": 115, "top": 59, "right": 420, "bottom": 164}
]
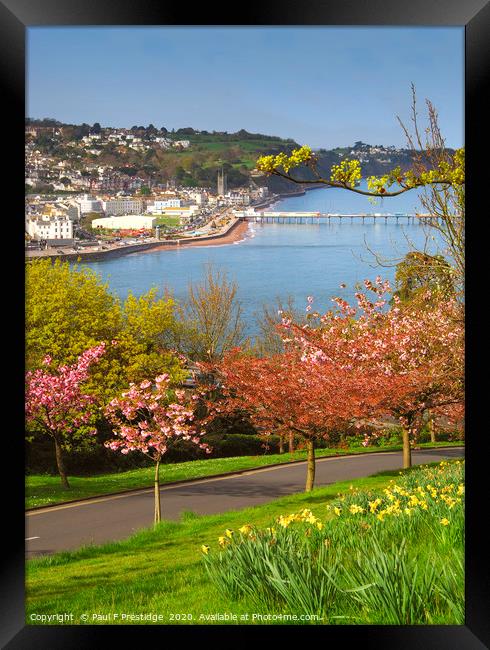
[{"left": 26, "top": 447, "right": 464, "bottom": 558}]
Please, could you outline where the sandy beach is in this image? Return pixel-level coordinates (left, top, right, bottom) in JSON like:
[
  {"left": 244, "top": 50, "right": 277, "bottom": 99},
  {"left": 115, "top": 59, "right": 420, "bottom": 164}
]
[{"left": 136, "top": 219, "right": 251, "bottom": 254}]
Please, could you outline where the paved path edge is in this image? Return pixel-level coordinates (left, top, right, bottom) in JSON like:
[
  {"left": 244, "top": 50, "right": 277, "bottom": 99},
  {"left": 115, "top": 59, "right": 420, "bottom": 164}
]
[{"left": 26, "top": 445, "right": 464, "bottom": 513}]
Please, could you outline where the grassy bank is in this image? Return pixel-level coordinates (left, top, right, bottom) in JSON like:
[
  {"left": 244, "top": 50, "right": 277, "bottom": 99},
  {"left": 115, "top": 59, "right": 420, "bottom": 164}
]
[
  {"left": 204, "top": 460, "right": 464, "bottom": 625},
  {"left": 25, "top": 441, "right": 463, "bottom": 509},
  {"left": 26, "top": 460, "right": 463, "bottom": 625}
]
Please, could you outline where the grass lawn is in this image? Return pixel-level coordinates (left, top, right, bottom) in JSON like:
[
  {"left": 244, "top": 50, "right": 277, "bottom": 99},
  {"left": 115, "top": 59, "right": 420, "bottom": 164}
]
[
  {"left": 154, "top": 216, "right": 181, "bottom": 227},
  {"left": 26, "top": 441, "right": 463, "bottom": 509},
  {"left": 25, "top": 467, "right": 412, "bottom": 625}
]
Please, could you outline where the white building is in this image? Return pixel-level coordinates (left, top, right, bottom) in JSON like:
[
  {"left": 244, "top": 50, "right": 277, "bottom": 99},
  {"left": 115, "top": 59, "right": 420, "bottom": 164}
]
[
  {"left": 102, "top": 198, "right": 144, "bottom": 216},
  {"left": 192, "top": 192, "right": 207, "bottom": 205},
  {"left": 225, "top": 191, "right": 250, "bottom": 206},
  {"left": 146, "top": 198, "right": 181, "bottom": 214},
  {"left": 146, "top": 205, "right": 198, "bottom": 221},
  {"left": 155, "top": 137, "right": 172, "bottom": 148},
  {"left": 91, "top": 215, "right": 157, "bottom": 230},
  {"left": 26, "top": 216, "right": 74, "bottom": 240},
  {"left": 78, "top": 194, "right": 103, "bottom": 214}
]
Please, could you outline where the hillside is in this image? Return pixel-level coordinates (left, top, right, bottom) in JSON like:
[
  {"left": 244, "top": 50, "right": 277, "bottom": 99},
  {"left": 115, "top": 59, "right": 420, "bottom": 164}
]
[{"left": 25, "top": 120, "right": 449, "bottom": 194}]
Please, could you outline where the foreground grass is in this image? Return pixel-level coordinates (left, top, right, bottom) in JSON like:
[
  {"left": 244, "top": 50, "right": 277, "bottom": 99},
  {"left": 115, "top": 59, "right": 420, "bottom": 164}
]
[
  {"left": 204, "top": 460, "right": 464, "bottom": 625},
  {"left": 27, "top": 467, "right": 413, "bottom": 625},
  {"left": 26, "top": 441, "right": 462, "bottom": 509}
]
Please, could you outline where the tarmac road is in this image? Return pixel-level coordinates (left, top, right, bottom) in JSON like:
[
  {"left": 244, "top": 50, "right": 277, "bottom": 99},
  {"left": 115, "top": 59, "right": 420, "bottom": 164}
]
[{"left": 25, "top": 447, "right": 464, "bottom": 558}]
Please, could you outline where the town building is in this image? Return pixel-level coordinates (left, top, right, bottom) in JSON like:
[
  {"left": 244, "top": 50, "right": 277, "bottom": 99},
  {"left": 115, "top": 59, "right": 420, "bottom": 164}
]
[
  {"left": 225, "top": 191, "right": 250, "bottom": 206},
  {"left": 78, "top": 194, "right": 104, "bottom": 214},
  {"left": 146, "top": 198, "right": 182, "bottom": 214},
  {"left": 91, "top": 214, "right": 157, "bottom": 230},
  {"left": 192, "top": 192, "right": 208, "bottom": 205},
  {"left": 26, "top": 215, "right": 74, "bottom": 240},
  {"left": 102, "top": 198, "right": 144, "bottom": 216}
]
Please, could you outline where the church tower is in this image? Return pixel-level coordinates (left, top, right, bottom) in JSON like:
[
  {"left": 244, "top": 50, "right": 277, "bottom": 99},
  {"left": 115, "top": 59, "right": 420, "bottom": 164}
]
[{"left": 217, "top": 168, "right": 227, "bottom": 195}]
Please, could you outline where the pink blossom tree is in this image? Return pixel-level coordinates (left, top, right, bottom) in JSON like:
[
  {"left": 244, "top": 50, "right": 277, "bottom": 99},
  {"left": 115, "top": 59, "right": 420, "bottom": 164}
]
[
  {"left": 104, "top": 373, "right": 211, "bottom": 524},
  {"left": 25, "top": 343, "right": 107, "bottom": 488},
  {"left": 282, "top": 278, "right": 464, "bottom": 468}
]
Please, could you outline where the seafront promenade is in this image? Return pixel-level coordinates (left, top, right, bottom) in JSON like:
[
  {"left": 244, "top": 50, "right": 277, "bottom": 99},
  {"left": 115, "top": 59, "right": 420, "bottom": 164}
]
[{"left": 25, "top": 214, "right": 247, "bottom": 262}]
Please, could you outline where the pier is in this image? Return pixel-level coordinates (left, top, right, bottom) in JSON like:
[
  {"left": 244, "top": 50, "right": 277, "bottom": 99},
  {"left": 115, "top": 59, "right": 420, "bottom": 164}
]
[{"left": 236, "top": 211, "right": 435, "bottom": 224}]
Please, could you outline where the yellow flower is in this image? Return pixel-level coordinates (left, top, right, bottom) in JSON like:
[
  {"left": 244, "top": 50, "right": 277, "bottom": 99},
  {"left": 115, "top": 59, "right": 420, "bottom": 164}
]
[
  {"left": 239, "top": 525, "right": 252, "bottom": 535},
  {"left": 316, "top": 522, "right": 324, "bottom": 531},
  {"left": 440, "top": 518, "right": 450, "bottom": 526},
  {"left": 201, "top": 545, "right": 210, "bottom": 555},
  {"left": 368, "top": 499, "right": 381, "bottom": 513},
  {"left": 334, "top": 507, "right": 341, "bottom": 517},
  {"left": 278, "top": 515, "right": 292, "bottom": 528},
  {"left": 218, "top": 536, "right": 228, "bottom": 547},
  {"left": 349, "top": 504, "right": 364, "bottom": 515},
  {"left": 225, "top": 529, "right": 234, "bottom": 538}
]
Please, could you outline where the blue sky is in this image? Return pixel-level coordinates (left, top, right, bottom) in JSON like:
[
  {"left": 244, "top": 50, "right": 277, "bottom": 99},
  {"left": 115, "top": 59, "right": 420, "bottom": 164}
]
[{"left": 27, "top": 27, "right": 464, "bottom": 149}]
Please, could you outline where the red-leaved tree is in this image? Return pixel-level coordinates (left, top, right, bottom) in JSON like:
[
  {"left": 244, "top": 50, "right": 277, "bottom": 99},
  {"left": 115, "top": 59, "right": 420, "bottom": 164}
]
[
  {"left": 207, "top": 350, "right": 391, "bottom": 491},
  {"left": 283, "top": 278, "right": 464, "bottom": 468}
]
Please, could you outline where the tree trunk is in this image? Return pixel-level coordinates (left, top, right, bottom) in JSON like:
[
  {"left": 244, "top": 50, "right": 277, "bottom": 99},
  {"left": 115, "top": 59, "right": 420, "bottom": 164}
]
[
  {"left": 288, "top": 430, "right": 294, "bottom": 454},
  {"left": 305, "top": 438, "right": 316, "bottom": 492},
  {"left": 278, "top": 435, "right": 284, "bottom": 454},
  {"left": 54, "top": 437, "right": 70, "bottom": 489},
  {"left": 428, "top": 412, "right": 436, "bottom": 443},
  {"left": 154, "top": 460, "right": 161, "bottom": 525},
  {"left": 402, "top": 427, "right": 412, "bottom": 469}
]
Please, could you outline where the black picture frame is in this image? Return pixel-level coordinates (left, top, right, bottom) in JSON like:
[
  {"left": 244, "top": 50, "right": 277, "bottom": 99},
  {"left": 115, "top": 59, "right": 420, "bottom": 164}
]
[{"left": 2, "top": 0, "right": 488, "bottom": 646}]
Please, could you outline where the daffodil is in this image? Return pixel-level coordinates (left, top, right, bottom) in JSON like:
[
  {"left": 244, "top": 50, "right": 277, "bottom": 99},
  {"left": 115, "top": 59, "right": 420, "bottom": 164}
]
[
  {"left": 201, "top": 545, "right": 210, "bottom": 555},
  {"left": 239, "top": 525, "right": 252, "bottom": 535},
  {"left": 349, "top": 504, "right": 364, "bottom": 515},
  {"left": 368, "top": 498, "right": 381, "bottom": 513}
]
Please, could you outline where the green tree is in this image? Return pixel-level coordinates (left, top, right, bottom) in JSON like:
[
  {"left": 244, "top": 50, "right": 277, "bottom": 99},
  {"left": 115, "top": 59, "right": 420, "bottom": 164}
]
[
  {"left": 116, "top": 289, "right": 186, "bottom": 386},
  {"left": 80, "top": 211, "right": 102, "bottom": 230},
  {"left": 392, "top": 251, "right": 454, "bottom": 304},
  {"left": 26, "top": 259, "right": 119, "bottom": 372},
  {"left": 26, "top": 260, "right": 186, "bottom": 403},
  {"left": 171, "top": 264, "right": 246, "bottom": 362}
]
